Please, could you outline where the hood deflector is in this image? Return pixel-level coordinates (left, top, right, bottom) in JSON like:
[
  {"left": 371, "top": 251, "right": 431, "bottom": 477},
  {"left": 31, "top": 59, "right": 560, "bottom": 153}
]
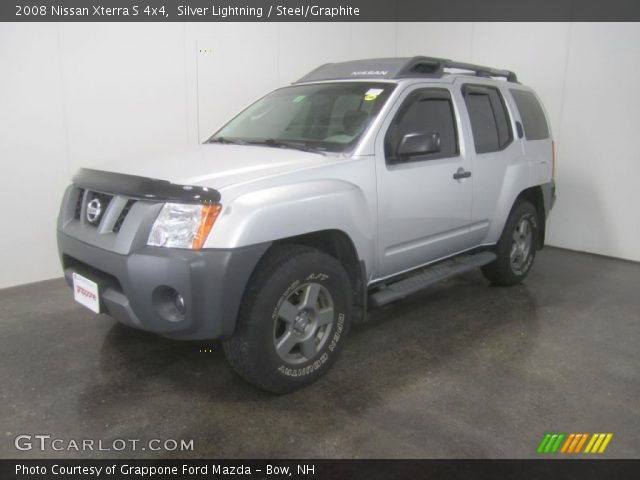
[{"left": 72, "top": 168, "right": 221, "bottom": 204}]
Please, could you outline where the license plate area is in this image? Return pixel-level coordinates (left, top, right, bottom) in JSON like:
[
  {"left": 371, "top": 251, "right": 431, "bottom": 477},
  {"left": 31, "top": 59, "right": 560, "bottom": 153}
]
[{"left": 72, "top": 272, "right": 101, "bottom": 313}]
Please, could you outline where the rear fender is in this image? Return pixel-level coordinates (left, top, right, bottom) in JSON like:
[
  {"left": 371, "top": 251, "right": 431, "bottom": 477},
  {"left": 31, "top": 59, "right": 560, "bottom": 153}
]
[{"left": 482, "top": 158, "right": 532, "bottom": 244}]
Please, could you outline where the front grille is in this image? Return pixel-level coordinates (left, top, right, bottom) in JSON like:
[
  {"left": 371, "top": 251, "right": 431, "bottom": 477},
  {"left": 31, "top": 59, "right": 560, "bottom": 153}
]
[
  {"left": 113, "top": 199, "right": 136, "bottom": 233},
  {"left": 85, "top": 191, "right": 113, "bottom": 227},
  {"left": 69, "top": 186, "right": 139, "bottom": 235},
  {"left": 74, "top": 188, "right": 85, "bottom": 220}
]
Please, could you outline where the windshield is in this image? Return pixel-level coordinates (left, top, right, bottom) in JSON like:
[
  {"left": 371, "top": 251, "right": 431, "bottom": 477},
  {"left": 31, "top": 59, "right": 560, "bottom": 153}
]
[{"left": 208, "top": 82, "right": 395, "bottom": 153}]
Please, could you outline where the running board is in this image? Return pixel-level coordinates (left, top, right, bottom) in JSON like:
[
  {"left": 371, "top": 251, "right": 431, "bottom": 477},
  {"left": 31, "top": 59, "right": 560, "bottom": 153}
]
[{"left": 368, "top": 251, "right": 496, "bottom": 308}]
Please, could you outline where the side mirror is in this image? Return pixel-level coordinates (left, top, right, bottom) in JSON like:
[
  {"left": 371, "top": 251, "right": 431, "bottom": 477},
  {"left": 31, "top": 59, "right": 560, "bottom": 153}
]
[{"left": 397, "top": 132, "right": 441, "bottom": 158}]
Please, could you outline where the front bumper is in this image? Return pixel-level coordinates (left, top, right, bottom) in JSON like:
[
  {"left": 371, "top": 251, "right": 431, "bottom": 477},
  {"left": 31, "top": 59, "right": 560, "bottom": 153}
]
[{"left": 58, "top": 230, "right": 269, "bottom": 340}]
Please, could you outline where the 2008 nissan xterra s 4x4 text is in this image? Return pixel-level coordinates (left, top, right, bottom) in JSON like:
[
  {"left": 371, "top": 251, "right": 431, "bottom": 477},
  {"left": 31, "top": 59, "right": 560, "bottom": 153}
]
[{"left": 58, "top": 57, "right": 556, "bottom": 393}]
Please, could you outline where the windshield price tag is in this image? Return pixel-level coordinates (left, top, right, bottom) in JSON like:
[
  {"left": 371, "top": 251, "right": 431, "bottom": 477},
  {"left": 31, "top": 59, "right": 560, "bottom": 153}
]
[{"left": 364, "top": 88, "right": 384, "bottom": 101}]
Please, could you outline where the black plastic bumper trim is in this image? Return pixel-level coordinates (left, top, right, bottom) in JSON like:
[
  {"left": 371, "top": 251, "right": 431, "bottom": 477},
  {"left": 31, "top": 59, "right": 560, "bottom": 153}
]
[{"left": 58, "top": 230, "right": 270, "bottom": 340}]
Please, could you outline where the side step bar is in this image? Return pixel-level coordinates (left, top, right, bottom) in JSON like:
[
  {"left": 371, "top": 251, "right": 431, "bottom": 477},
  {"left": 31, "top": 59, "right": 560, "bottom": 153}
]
[{"left": 368, "top": 251, "right": 497, "bottom": 308}]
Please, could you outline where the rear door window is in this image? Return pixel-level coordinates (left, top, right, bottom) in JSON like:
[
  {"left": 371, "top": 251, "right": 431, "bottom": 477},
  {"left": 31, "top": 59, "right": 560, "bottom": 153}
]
[{"left": 462, "top": 85, "right": 512, "bottom": 153}]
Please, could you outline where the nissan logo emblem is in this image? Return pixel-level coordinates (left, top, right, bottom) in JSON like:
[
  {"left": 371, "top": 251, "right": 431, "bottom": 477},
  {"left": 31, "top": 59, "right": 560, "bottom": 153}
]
[{"left": 86, "top": 198, "right": 102, "bottom": 224}]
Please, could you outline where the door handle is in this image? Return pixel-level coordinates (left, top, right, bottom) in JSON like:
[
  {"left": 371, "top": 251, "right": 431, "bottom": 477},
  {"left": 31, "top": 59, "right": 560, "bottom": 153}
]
[{"left": 453, "top": 168, "right": 472, "bottom": 180}]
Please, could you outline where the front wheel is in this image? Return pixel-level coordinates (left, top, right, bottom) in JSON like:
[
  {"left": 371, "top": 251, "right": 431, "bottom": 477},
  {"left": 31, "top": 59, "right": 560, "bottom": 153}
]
[
  {"left": 482, "top": 200, "right": 539, "bottom": 286},
  {"left": 223, "top": 245, "right": 352, "bottom": 393}
]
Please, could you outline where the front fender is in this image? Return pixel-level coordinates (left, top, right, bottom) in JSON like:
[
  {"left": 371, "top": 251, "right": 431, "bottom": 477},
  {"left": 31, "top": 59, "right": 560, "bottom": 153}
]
[{"left": 204, "top": 179, "right": 375, "bottom": 268}]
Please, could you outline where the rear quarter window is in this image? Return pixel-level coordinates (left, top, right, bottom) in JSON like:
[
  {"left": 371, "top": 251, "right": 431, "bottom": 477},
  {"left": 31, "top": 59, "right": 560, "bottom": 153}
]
[{"left": 510, "top": 89, "right": 550, "bottom": 140}]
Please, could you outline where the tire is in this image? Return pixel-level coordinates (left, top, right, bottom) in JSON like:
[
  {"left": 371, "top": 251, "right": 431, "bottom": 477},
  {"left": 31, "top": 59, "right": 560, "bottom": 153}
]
[
  {"left": 481, "top": 200, "right": 539, "bottom": 286},
  {"left": 222, "top": 245, "right": 352, "bottom": 393}
]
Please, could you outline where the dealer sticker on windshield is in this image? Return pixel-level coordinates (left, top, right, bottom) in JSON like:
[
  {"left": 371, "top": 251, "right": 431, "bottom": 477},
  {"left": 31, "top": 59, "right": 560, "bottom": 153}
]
[
  {"left": 72, "top": 272, "right": 100, "bottom": 313},
  {"left": 364, "top": 88, "right": 384, "bottom": 101}
]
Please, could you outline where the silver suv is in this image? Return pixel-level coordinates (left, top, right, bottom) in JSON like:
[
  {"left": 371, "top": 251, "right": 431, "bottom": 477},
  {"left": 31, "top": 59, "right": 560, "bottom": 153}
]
[{"left": 57, "top": 57, "right": 556, "bottom": 393}]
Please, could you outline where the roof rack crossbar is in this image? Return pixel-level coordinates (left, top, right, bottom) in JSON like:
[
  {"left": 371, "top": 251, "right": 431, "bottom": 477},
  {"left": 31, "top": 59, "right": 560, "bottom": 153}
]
[
  {"left": 439, "top": 59, "right": 518, "bottom": 83},
  {"left": 397, "top": 57, "right": 517, "bottom": 82}
]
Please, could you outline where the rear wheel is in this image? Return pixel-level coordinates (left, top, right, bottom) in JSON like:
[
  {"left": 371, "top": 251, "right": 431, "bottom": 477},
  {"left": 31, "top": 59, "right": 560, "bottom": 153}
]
[
  {"left": 223, "top": 245, "right": 352, "bottom": 393},
  {"left": 482, "top": 200, "right": 539, "bottom": 286}
]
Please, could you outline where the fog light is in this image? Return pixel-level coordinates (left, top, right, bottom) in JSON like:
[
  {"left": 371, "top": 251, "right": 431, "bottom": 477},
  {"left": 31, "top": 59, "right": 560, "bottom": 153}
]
[
  {"left": 174, "top": 293, "right": 186, "bottom": 314},
  {"left": 152, "top": 286, "right": 187, "bottom": 322}
]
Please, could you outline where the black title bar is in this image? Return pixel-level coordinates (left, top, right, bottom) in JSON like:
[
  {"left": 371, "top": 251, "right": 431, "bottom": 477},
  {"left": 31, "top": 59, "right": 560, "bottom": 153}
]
[
  {"left": 3, "top": 0, "right": 640, "bottom": 21},
  {"left": 2, "top": 459, "right": 640, "bottom": 480}
]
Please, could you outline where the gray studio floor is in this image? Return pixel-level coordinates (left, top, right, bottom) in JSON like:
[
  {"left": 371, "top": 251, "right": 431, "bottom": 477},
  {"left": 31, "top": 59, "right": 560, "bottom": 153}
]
[{"left": 1, "top": 247, "right": 639, "bottom": 458}]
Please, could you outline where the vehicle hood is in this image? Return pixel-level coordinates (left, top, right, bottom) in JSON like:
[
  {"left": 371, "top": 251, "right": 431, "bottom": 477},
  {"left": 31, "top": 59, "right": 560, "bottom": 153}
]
[{"left": 87, "top": 144, "right": 340, "bottom": 192}]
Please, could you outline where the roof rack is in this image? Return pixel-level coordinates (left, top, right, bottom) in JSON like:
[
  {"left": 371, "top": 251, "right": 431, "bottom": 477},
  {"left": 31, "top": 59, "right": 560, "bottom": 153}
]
[{"left": 294, "top": 56, "right": 518, "bottom": 84}]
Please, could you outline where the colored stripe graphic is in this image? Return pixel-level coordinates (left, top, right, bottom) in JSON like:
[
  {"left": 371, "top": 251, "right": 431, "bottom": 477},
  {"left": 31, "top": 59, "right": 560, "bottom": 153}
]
[
  {"left": 560, "top": 433, "right": 575, "bottom": 453},
  {"left": 584, "top": 434, "right": 598, "bottom": 453},
  {"left": 537, "top": 434, "right": 552, "bottom": 453},
  {"left": 537, "top": 433, "right": 565, "bottom": 453},
  {"left": 574, "top": 433, "right": 589, "bottom": 453},
  {"left": 598, "top": 434, "right": 613, "bottom": 453},
  {"left": 568, "top": 433, "right": 581, "bottom": 453},
  {"left": 537, "top": 433, "right": 551, "bottom": 453},
  {"left": 584, "top": 433, "right": 613, "bottom": 454},
  {"left": 550, "top": 433, "right": 565, "bottom": 453},
  {"left": 567, "top": 433, "right": 588, "bottom": 453},
  {"left": 539, "top": 433, "right": 613, "bottom": 454}
]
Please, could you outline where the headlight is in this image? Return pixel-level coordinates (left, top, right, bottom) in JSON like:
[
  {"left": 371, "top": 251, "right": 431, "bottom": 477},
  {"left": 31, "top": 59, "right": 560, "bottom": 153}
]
[{"left": 147, "top": 203, "right": 221, "bottom": 249}]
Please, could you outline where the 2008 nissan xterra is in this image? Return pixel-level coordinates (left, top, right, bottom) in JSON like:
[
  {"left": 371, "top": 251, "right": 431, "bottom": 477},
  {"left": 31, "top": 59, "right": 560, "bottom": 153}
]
[{"left": 58, "top": 57, "right": 556, "bottom": 393}]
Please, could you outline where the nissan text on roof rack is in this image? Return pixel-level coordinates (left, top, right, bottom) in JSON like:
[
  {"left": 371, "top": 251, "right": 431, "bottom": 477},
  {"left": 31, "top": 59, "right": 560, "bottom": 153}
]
[{"left": 57, "top": 57, "right": 556, "bottom": 393}]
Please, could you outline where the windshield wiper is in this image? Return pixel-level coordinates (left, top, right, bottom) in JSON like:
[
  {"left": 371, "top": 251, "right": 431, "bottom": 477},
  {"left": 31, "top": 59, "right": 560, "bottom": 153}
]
[
  {"left": 207, "top": 136, "right": 249, "bottom": 145},
  {"left": 209, "top": 136, "right": 325, "bottom": 154},
  {"left": 249, "top": 139, "right": 325, "bottom": 155}
]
